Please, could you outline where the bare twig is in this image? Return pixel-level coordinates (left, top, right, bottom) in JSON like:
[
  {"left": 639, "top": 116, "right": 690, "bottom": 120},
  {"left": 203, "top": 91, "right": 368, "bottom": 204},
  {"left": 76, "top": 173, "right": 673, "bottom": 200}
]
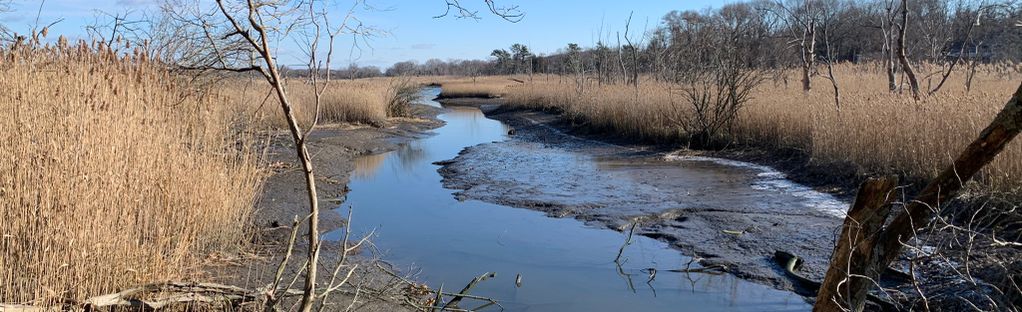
[
  {"left": 615, "top": 221, "right": 638, "bottom": 263},
  {"left": 442, "top": 272, "right": 496, "bottom": 310},
  {"left": 434, "top": 0, "right": 524, "bottom": 22}
]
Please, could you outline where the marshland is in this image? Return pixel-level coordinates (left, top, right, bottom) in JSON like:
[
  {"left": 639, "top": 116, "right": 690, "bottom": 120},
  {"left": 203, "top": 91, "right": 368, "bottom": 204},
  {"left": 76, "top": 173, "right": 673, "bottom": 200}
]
[{"left": 2, "top": 0, "right": 1022, "bottom": 311}]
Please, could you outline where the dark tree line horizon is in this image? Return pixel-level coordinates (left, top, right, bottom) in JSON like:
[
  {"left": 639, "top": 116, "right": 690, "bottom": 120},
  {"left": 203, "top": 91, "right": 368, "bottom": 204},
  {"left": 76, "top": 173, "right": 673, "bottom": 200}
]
[{"left": 363, "top": 0, "right": 1022, "bottom": 88}]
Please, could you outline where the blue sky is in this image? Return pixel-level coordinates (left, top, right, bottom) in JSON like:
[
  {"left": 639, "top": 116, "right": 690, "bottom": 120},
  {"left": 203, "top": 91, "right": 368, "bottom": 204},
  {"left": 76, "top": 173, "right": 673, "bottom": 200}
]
[{"left": 1, "top": 0, "right": 726, "bottom": 68}]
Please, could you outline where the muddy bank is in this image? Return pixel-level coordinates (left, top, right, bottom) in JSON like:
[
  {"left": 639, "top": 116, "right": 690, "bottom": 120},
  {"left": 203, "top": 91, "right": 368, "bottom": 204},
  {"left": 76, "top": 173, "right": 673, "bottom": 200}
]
[
  {"left": 435, "top": 99, "right": 845, "bottom": 294},
  {"left": 435, "top": 98, "right": 1018, "bottom": 310},
  {"left": 347, "top": 92, "right": 812, "bottom": 311},
  {"left": 253, "top": 106, "right": 443, "bottom": 232},
  {"left": 206, "top": 103, "right": 444, "bottom": 310}
]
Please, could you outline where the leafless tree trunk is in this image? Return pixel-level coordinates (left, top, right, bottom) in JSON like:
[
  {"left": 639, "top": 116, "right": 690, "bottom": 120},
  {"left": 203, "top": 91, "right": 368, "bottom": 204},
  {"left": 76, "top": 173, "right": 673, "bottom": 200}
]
[
  {"left": 622, "top": 12, "right": 641, "bottom": 87},
  {"left": 772, "top": 0, "right": 818, "bottom": 93},
  {"left": 800, "top": 21, "right": 816, "bottom": 92},
  {"left": 616, "top": 32, "right": 627, "bottom": 85},
  {"left": 895, "top": 0, "right": 920, "bottom": 100},
  {"left": 815, "top": 176, "right": 898, "bottom": 312},
  {"left": 965, "top": 43, "right": 981, "bottom": 92},
  {"left": 880, "top": 0, "right": 898, "bottom": 92},
  {"left": 215, "top": 2, "right": 320, "bottom": 309},
  {"left": 816, "top": 80, "right": 1022, "bottom": 311},
  {"left": 818, "top": 1, "right": 844, "bottom": 109},
  {"left": 821, "top": 48, "right": 839, "bottom": 109}
]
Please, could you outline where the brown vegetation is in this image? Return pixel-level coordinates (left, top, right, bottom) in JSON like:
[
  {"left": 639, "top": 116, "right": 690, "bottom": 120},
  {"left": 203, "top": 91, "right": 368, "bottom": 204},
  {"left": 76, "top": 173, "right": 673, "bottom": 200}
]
[
  {"left": 434, "top": 76, "right": 522, "bottom": 99},
  {"left": 228, "top": 77, "right": 419, "bottom": 129},
  {"left": 503, "top": 64, "right": 1022, "bottom": 192},
  {"left": 0, "top": 45, "right": 433, "bottom": 309},
  {"left": 0, "top": 43, "right": 264, "bottom": 305}
]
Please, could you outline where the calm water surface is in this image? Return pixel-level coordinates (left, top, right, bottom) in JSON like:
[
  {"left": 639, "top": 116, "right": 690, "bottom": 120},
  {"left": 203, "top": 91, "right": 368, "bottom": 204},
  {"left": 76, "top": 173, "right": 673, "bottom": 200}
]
[{"left": 328, "top": 87, "right": 810, "bottom": 311}]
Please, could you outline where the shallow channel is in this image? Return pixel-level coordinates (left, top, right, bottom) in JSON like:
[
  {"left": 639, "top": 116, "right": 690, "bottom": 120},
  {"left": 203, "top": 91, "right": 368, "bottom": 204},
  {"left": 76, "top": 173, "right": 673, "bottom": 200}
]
[{"left": 328, "top": 87, "right": 811, "bottom": 311}]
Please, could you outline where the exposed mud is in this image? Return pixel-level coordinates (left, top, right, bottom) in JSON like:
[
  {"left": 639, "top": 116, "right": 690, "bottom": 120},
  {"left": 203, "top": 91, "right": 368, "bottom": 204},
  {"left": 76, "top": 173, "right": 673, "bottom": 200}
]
[
  {"left": 436, "top": 100, "right": 850, "bottom": 295},
  {"left": 206, "top": 103, "right": 444, "bottom": 310},
  {"left": 338, "top": 92, "right": 811, "bottom": 311}
]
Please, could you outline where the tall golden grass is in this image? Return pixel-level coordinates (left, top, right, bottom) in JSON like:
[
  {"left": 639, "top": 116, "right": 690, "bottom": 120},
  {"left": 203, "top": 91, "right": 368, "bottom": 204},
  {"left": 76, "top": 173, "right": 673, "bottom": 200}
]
[
  {"left": 434, "top": 76, "right": 525, "bottom": 98},
  {"left": 504, "top": 64, "right": 1022, "bottom": 191},
  {"left": 227, "top": 77, "right": 416, "bottom": 129},
  {"left": 0, "top": 43, "right": 264, "bottom": 304}
]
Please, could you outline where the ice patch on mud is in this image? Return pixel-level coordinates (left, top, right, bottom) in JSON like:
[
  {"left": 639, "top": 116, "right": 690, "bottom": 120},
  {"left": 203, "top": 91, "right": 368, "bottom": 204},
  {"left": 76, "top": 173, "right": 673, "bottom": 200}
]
[{"left": 664, "top": 152, "right": 848, "bottom": 218}]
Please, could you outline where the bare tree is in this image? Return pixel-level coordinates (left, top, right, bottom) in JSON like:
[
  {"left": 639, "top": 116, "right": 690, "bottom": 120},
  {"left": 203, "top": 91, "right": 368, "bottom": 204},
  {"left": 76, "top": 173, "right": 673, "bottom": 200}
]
[
  {"left": 872, "top": 0, "right": 901, "bottom": 92},
  {"left": 154, "top": 1, "right": 377, "bottom": 311},
  {"left": 816, "top": 79, "right": 1022, "bottom": 312},
  {"left": 85, "top": 10, "right": 147, "bottom": 51},
  {"left": 928, "top": 1, "right": 984, "bottom": 95},
  {"left": 435, "top": 0, "right": 524, "bottom": 22},
  {"left": 621, "top": 12, "right": 643, "bottom": 87},
  {"left": 772, "top": 0, "right": 820, "bottom": 92},
  {"left": 207, "top": 2, "right": 321, "bottom": 310},
  {"left": 667, "top": 3, "right": 766, "bottom": 147},
  {"left": 895, "top": 0, "right": 921, "bottom": 100},
  {"left": 566, "top": 43, "right": 585, "bottom": 95},
  {"left": 818, "top": 0, "right": 848, "bottom": 108}
]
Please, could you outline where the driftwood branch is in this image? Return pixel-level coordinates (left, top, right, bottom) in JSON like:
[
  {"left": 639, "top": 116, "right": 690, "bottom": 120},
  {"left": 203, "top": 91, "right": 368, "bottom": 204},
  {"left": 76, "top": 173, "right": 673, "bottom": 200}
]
[
  {"left": 442, "top": 272, "right": 497, "bottom": 310},
  {"left": 614, "top": 222, "right": 638, "bottom": 263}
]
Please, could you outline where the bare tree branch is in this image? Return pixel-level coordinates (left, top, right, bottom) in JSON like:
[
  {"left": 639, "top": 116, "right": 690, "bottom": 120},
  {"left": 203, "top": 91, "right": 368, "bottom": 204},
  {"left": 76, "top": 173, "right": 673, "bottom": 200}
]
[{"left": 434, "top": 0, "right": 523, "bottom": 22}]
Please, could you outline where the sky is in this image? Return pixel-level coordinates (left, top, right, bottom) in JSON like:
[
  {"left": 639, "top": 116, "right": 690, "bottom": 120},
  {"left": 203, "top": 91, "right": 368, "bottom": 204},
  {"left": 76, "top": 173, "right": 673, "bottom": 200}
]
[{"left": 1, "top": 0, "right": 726, "bottom": 68}]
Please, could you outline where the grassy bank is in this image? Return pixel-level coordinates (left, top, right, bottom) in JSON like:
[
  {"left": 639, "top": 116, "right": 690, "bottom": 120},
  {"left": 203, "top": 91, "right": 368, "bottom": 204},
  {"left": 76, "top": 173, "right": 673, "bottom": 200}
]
[
  {"left": 0, "top": 38, "right": 442, "bottom": 305},
  {"left": 0, "top": 44, "right": 264, "bottom": 304},
  {"left": 229, "top": 77, "right": 420, "bottom": 129},
  {"left": 500, "top": 65, "right": 1022, "bottom": 193},
  {"left": 432, "top": 76, "right": 523, "bottom": 99}
]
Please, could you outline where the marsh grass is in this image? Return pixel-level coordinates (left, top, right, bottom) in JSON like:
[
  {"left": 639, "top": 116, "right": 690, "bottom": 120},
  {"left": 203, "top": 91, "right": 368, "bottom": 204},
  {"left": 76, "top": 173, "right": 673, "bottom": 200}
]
[
  {"left": 435, "top": 76, "right": 523, "bottom": 98},
  {"left": 504, "top": 64, "right": 1022, "bottom": 192},
  {"left": 228, "top": 77, "right": 418, "bottom": 129},
  {"left": 0, "top": 42, "right": 264, "bottom": 305}
]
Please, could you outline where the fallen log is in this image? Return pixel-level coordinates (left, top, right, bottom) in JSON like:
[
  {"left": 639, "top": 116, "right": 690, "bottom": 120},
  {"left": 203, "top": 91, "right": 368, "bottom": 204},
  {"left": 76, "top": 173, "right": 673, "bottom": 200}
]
[{"left": 0, "top": 282, "right": 305, "bottom": 312}]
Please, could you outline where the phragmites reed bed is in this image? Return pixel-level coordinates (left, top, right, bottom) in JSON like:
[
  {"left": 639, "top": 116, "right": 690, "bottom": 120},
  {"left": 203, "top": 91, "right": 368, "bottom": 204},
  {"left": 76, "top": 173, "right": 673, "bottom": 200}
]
[
  {"left": 0, "top": 40, "right": 264, "bottom": 305},
  {"left": 227, "top": 77, "right": 421, "bottom": 129},
  {"left": 503, "top": 63, "right": 1022, "bottom": 192}
]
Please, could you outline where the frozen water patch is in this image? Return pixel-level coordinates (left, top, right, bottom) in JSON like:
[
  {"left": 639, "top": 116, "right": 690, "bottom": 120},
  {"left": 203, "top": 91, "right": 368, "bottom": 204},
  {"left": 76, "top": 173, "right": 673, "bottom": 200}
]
[{"left": 664, "top": 152, "right": 849, "bottom": 218}]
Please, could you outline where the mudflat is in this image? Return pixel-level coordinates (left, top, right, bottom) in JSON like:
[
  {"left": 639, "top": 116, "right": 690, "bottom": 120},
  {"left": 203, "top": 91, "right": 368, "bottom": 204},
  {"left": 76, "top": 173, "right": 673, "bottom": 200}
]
[{"left": 436, "top": 98, "right": 849, "bottom": 295}]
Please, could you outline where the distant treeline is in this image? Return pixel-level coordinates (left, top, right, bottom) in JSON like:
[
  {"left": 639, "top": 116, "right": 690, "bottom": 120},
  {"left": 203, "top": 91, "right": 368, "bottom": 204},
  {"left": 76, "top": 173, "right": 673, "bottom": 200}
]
[{"left": 372, "top": 0, "right": 1022, "bottom": 83}]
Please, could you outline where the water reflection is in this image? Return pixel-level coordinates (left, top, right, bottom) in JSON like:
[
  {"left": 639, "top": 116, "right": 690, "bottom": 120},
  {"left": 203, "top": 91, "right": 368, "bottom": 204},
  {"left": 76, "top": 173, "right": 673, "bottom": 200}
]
[
  {"left": 329, "top": 87, "right": 811, "bottom": 312},
  {"left": 352, "top": 153, "right": 386, "bottom": 179}
]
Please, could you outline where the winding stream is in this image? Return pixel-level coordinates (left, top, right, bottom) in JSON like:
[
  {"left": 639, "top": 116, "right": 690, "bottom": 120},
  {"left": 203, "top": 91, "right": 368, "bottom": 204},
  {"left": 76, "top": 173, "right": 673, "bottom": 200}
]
[{"left": 328, "top": 87, "right": 811, "bottom": 311}]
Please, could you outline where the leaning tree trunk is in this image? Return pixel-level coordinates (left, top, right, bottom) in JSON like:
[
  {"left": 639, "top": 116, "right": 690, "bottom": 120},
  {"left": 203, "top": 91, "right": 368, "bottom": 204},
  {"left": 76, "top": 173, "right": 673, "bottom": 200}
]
[
  {"left": 260, "top": 42, "right": 321, "bottom": 312},
  {"left": 896, "top": 0, "right": 920, "bottom": 100},
  {"left": 814, "top": 80, "right": 1022, "bottom": 312},
  {"left": 814, "top": 177, "right": 898, "bottom": 312}
]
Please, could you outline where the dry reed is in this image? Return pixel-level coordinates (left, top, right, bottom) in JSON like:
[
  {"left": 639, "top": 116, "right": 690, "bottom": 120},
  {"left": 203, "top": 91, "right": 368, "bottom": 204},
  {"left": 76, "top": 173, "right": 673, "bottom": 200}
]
[
  {"left": 434, "top": 76, "right": 524, "bottom": 98},
  {"left": 504, "top": 64, "right": 1022, "bottom": 192},
  {"left": 227, "top": 77, "right": 403, "bottom": 129},
  {"left": 0, "top": 42, "right": 264, "bottom": 305}
]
